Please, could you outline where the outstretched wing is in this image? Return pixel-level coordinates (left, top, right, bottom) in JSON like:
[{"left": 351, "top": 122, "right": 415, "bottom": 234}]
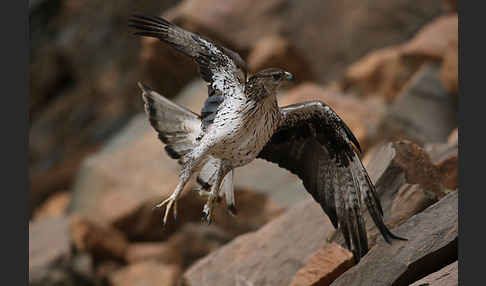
[
  {"left": 129, "top": 15, "right": 247, "bottom": 130},
  {"left": 258, "top": 101, "right": 404, "bottom": 261}
]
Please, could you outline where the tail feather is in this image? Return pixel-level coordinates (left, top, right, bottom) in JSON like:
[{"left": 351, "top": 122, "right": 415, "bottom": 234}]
[
  {"left": 138, "top": 82, "right": 202, "bottom": 163},
  {"left": 221, "top": 170, "right": 235, "bottom": 215}
]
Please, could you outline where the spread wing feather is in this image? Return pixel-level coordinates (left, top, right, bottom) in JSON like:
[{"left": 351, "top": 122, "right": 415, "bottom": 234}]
[
  {"left": 138, "top": 82, "right": 201, "bottom": 164},
  {"left": 258, "top": 101, "right": 405, "bottom": 262},
  {"left": 129, "top": 15, "right": 247, "bottom": 130}
]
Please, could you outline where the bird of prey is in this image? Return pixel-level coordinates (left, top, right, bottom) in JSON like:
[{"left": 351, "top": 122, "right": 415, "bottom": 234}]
[{"left": 129, "top": 15, "right": 404, "bottom": 261}]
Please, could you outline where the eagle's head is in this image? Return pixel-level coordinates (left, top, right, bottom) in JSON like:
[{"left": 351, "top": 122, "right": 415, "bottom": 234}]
[{"left": 248, "top": 68, "right": 294, "bottom": 96}]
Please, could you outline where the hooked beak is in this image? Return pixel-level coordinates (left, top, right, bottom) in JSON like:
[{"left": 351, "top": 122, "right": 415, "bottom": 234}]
[{"left": 284, "top": 71, "right": 295, "bottom": 81}]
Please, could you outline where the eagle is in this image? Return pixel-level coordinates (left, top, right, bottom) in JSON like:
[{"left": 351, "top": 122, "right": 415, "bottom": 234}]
[{"left": 129, "top": 15, "right": 404, "bottom": 261}]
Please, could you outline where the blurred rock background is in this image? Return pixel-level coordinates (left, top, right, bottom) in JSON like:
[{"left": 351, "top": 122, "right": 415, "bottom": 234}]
[{"left": 29, "top": 0, "right": 458, "bottom": 285}]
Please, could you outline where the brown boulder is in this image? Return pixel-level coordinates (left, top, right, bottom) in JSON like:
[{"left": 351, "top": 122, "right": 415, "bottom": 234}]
[
  {"left": 448, "top": 128, "right": 458, "bottom": 144},
  {"left": 401, "top": 14, "right": 458, "bottom": 59},
  {"left": 378, "top": 64, "right": 457, "bottom": 145},
  {"left": 343, "top": 14, "right": 458, "bottom": 102},
  {"left": 70, "top": 215, "right": 129, "bottom": 261},
  {"left": 95, "top": 260, "right": 124, "bottom": 282},
  {"left": 444, "top": 0, "right": 458, "bottom": 12},
  {"left": 410, "top": 261, "right": 458, "bottom": 286},
  {"left": 343, "top": 46, "right": 423, "bottom": 102},
  {"left": 289, "top": 243, "right": 354, "bottom": 286},
  {"left": 167, "top": 223, "right": 233, "bottom": 268},
  {"left": 425, "top": 134, "right": 458, "bottom": 191},
  {"left": 279, "top": 83, "right": 386, "bottom": 151},
  {"left": 125, "top": 242, "right": 183, "bottom": 266},
  {"left": 182, "top": 199, "right": 336, "bottom": 286},
  {"left": 113, "top": 187, "right": 284, "bottom": 243},
  {"left": 109, "top": 261, "right": 181, "bottom": 286},
  {"left": 436, "top": 155, "right": 458, "bottom": 190},
  {"left": 32, "top": 191, "right": 71, "bottom": 221},
  {"left": 29, "top": 217, "right": 72, "bottom": 285},
  {"left": 247, "top": 35, "right": 315, "bottom": 83},
  {"left": 440, "top": 36, "right": 459, "bottom": 95},
  {"left": 330, "top": 191, "right": 458, "bottom": 286}
]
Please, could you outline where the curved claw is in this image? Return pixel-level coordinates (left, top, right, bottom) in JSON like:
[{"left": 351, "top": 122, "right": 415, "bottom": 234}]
[
  {"left": 201, "top": 194, "right": 218, "bottom": 224},
  {"left": 201, "top": 205, "right": 213, "bottom": 225},
  {"left": 153, "top": 195, "right": 178, "bottom": 226}
]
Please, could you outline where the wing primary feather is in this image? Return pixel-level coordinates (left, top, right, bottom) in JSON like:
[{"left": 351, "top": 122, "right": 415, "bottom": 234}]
[{"left": 347, "top": 209, "right": 361, "bottom": 263}]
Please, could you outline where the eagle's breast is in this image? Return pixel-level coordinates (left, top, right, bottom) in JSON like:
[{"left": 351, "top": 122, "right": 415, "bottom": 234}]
[{"left": 208, "top": 96, "right": 280, "bottom": 167}]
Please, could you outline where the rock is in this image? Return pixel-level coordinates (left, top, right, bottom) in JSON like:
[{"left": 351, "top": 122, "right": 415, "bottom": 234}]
[
  {"left": 95, "top": 260, "right": 123, "bottom": 282},
  {"left": 378, "top": 64, "right": 457, "bottom": 145},
  {"left": 29, "top": 216, "right": 71, "bottom": 284},
  {"left": 343, "top": 14, "right": 458, "bottom": 102},
  {"left": 108, "top": 261, "right": 181, "bottom": 286},
  {"left": 234, "top": 159, "right": 309, "bottom": 207},
  {"left": 30, "top": 217, "right": 97, "bottom": 285},
  {"left": 436, "top": 154, "right": 458, "bottom": 190},
  {"left": 342, "top": 45, "right": 423, "bottom": 102},
  {"left": 168, "top": 223, "right": 233, "bottom": 268},
  {"left": 424, "top": 134, "right": 458, "bottom": 191},
  {"left": 410, "top": 261, "right": 458, "bottom": 286},
  {"left": 29, "top": 0, "right": 181, "bottom": 213},
  {"left": 279, "top": 83, "right": 386, "bottom": 151},
  {"left": 289, "top": 243, "right": 354, "bottom": 286},
  {"left": 331, "top": 140, "right": 446, "bottom": 248},
  {"left": 401, "top": 14, "right": 458, "bottom": 60},
  {"left": 389, "top": 184, "right": 437, "bottom": 228},
  {"left": 181, "top": 199, "right": 336, "bottom": 286},
  {"left": 444, "top": 0, "right": 458, "bottom": 13},
  {"left": 125, "top": 242, "right": 183, "bottom": 266},
  {"left": 425, "top": 137, "right": 458, "bottom": 165},
  {"left": 247, "top": 35, "right": 315, "bottom": 83},
  {"left": 70, "top": 215, "right": 129, "bottom": 261},
  {"left": 330, "top": 191, "right": 458, "bottom": 286},
  {"left": 448, "top": 128, "right": 458, "bottom": 145},
  {"left": 209, "top": 188, "right": 284, "bottom": 236},
  {"left": 440, "top": 35, "right": 459, "bottom": 95},
  {"left": 113, "top": 188, "right": 283, "bottom": 242},
  {"left": 168, "top": 0, "right": 443, "bottom": 85},
  {"left": 32, "top": 191, "right": 71, "bottom": 221}
]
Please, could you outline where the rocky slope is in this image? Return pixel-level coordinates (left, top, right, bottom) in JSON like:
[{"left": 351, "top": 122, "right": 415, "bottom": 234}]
[{"left": 30, "top": 0, "right": 458, "bottom": 285}]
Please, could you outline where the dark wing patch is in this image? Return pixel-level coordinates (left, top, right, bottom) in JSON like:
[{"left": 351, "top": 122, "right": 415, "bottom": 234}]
[
  {"left": 258, "top": 101, "right": 405, "bottom": 262},
  {"left": 129, "top": 15, "right": 247, "bottom": 131}
]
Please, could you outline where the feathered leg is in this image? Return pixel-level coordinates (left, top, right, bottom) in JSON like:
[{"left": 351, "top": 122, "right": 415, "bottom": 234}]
[
  {"left": 201, "top": 160, "right": 233, "bottom": 224},
  {"left": 195, "top": 157, "right": 236, "bottom": 215},
  {"left": 155, "top": 145, "right": 209, "bottom": 225}
]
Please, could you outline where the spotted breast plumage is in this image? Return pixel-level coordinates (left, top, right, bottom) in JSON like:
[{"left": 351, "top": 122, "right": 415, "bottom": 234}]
[{"left": 129, "top": 14, "right": 405, "bottom": 262}]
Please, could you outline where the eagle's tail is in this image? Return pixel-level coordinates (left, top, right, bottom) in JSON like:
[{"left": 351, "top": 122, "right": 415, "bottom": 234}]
[{"left": 138, "top": 82, "right": 202, "bottom": 164}]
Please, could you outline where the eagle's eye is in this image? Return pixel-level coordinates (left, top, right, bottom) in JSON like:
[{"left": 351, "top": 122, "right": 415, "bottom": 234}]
[{"left": 272, "top": 74, "right": 281, "bottom": 81}]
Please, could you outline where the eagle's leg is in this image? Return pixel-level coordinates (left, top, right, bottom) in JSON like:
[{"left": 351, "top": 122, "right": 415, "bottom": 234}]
[
  {"left": 201, "top": 160, "right": 232, "bottom": 224},
  {"left": 155, "top": 145, "right": 209, "bottom": 225}
]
